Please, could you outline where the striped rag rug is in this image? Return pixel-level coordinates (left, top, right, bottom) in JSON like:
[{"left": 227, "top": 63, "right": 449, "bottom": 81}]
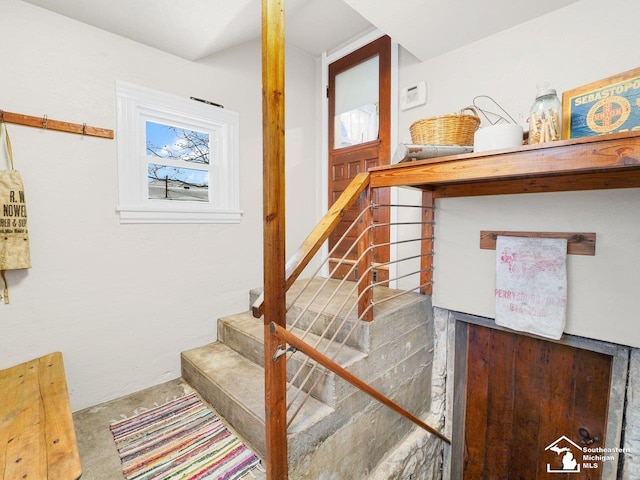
[{"left": 110, "top": 392, "right": 261, "bottom": 480}]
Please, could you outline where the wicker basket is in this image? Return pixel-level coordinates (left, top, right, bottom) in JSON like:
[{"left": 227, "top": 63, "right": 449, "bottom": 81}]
[{"left": 410, "top": 107, "right": 481, "bottom": 146}]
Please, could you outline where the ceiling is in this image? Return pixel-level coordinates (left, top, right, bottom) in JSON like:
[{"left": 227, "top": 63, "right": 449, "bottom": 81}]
[{"left": 22, "top": 0, "right": 582, "bottom": 61}]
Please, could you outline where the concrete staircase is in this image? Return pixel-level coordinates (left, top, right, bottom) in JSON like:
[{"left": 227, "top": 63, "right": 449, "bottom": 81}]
[{"left": 181, "top": 279, "right": 435, "bottom": 479}]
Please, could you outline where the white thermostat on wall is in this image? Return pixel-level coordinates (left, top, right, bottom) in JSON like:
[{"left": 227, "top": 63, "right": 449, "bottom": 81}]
[{"left": 400, "top": 81, "right": 427, "bottom": 110}]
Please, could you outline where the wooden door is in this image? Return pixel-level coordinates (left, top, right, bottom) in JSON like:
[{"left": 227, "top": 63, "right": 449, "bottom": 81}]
[
  {"left": 464, "top": 323, "right": 612, "bottom": 479},
  {"left": 328, "top": 35, "right": 390, "bottom": 283}
]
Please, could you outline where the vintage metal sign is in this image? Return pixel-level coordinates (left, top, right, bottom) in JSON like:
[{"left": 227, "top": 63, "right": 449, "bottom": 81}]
[{"left": 562, "top": 67, "right": 640, "bottom": 139}]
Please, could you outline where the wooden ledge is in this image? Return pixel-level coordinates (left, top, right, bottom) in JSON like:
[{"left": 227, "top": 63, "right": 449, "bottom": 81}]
[
  {"left": 368, "top": 131, "right": 640, "bottom": 197},
  {"left": 0, "top": 352, "right": 82, "bottom": 480}
]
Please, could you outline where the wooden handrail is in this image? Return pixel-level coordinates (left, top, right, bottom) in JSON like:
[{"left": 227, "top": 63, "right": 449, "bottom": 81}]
[
  {"left": 269, "top": 322, "right": 451, "bottom": 444},
  {"left": 252, "top": 171, "right": 370, "bottom": 317}
]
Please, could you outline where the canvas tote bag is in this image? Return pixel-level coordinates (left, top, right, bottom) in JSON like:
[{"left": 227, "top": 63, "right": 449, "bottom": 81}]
[{"left": 0, "top": 122, "right": 31, "bottom": 303}]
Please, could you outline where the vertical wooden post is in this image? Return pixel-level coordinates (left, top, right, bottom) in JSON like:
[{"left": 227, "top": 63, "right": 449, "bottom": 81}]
[
  {"left": 262, "top": 0, "right": 288, "bottom": 479},
  {"left": 420, "top": 190, "right": 434, "bottom": 295},
  {"left": 357, "top": 187, "right": 373, "bottom": 321}
]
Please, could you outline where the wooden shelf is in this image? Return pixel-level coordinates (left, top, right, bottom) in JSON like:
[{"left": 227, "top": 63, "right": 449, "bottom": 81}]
[
  {"left": 369, "top": 131, "right": 640, "bottom": 198},
  {"left": 366, "top": 131, "right": 640, "bottom": 303}
]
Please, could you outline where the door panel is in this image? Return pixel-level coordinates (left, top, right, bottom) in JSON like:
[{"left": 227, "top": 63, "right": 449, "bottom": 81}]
[
  {"left": 464, "top": 324, "right": 491, "bottom": 479},
  {"left": 508, "top": 334, "right": 549, "bottom": 478},
  {"left": 464, "top": 323, "right": 612, "bottom": 479},
  {"left": 482, "top": 328, "right": 517, "bottom": 478}
]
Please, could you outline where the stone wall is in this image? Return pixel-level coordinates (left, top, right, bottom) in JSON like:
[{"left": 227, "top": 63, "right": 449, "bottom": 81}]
[{"left": 622, "top": 349, "right": 640, "bottom": 478}]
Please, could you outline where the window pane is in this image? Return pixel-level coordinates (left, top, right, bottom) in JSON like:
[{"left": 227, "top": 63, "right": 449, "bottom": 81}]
[
  {"left": 148, "top": 164, "right": 209, "bottom": 202},
  {"left": 334, "top": 104, "right": 379, "bottom": 148},
  {"left": 146, "top": 121, "right": 210, "bottom": 164}
]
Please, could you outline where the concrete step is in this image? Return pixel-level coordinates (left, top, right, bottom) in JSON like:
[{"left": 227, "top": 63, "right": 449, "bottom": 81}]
[
  {"left": 252, "top": 278, "right": 432, "bottom": 357},
  {"left": 251, "top": 280, "right": 367, "bottom": 351},
  {"left": 217, "top": 311, "right": 367, "bottom": 407},
  {"left": 182, "top": 279, "right": 437, "bottom": 477},
  {"left": 181, "top": 340, "right": 435, "bottom": 478},
  {"left": 181, "top": 342, "right": 334, "bottom": 459}
]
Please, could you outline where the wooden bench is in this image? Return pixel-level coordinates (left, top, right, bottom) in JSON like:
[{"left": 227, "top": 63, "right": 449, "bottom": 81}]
[{"left": 0, "top": 352, "right": 82, "bottom": 479}]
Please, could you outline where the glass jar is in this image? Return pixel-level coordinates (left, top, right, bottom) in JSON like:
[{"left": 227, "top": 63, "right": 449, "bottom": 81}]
[{"left": 528, "top": 87, "right": 561, "bottom": 144}]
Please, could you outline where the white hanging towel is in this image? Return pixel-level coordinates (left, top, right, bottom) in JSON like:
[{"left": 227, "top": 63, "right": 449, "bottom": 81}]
[{"left": 494, "top": 236, "right": 568, "bottom": 340}]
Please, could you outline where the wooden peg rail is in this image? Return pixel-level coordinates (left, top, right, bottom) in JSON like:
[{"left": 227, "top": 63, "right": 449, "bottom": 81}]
[
  {"left": 480, "top": 231, "right": 596, "bottom": 256},
  {"left": 0, "top": 110, "right": 114, "bottom": 139}
]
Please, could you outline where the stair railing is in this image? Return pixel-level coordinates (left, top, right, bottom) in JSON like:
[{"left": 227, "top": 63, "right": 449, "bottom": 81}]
[
  {"left": 269, "top": 322, "right": 450, "bottom": 443},
  {"left": 258, "top": 171, "right": 450, "bottom": 450},
  {"left": 252, "top": 171, "right": 370, "bottom": 319},
  {"left": 279, "top": 202, "right": 440, "bottom": 427}
]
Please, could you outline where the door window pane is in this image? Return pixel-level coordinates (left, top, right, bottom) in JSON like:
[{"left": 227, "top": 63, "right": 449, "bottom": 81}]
[{"left": 334, "top": 56, "right": 379, "bottom": 149}]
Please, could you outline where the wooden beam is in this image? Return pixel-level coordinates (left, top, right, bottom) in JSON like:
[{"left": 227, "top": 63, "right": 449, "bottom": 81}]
[
  {"left": 420, "top": 191, "right": 434, "bottom": 295},
  {"left": 432, "top": 170, "right": 640, "bottom": 198},
  {"left": 480, "top": 231, "right": 596, "bottom": 255},
  {"left": 356, "top": 187, "right": 373, "bottom": 321},
  {"left": 262, "top": 0, "right": 288, "bottom": 478}
]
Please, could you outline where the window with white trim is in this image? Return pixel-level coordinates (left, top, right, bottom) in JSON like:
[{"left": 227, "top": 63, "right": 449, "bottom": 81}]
[{"left": 116, "top": 81, "right": 241, "bottom": 223}]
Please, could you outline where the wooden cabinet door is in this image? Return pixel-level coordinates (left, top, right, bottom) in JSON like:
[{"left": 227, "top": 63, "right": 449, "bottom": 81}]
[{"left": 464, "top": 323, "right": 612, "bottom": 479}]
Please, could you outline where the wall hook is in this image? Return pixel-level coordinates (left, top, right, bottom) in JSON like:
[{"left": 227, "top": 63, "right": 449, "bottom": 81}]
[{"left": 0, "top": 109, "right": 113, "bottom": 139}]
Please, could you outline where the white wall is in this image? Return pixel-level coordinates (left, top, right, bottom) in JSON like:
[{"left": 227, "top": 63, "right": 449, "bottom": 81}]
[
  {"left": 397, "top": 0, "right": 640, "bottom": 347},
  {"left": 0, "top": 0, "right": 319, "bottom": 410}
]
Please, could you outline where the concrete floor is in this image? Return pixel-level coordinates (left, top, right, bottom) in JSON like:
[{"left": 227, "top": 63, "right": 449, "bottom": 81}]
[{"left": 72, "top": 378, "right": 266, "bottom": 480}]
